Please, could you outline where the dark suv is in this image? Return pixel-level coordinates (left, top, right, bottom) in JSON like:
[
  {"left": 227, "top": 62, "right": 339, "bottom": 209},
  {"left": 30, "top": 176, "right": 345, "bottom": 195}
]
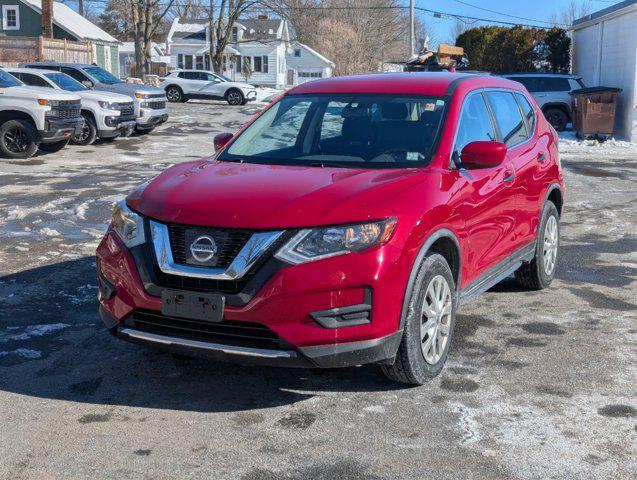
[{"left": 502, "top": 73, "right": 585, "bottom": 131}]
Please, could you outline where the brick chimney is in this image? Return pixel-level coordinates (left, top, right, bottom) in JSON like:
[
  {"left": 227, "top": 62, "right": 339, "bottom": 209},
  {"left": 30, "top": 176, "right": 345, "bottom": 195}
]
[
  {"left": 258, "top": 14, "right": 268, "bottom": 20},
  {"left": 41, "top": 0, "right": 53, "bottom": 38}
]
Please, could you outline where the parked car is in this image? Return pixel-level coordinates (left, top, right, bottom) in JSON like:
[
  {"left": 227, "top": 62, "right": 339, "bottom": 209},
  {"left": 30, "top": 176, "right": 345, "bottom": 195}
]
[
  {"left": 501, "top": 73, "right": 585, "bottom": 131},
  {"left": 0, "top": 68, "right": 83, "bottom": 159},
  {"left": 21, "top": 62, "right": 168, "bottom": 134},
  {"left": 96, "top": 73, "right": 565, "bottom": 385},
  {"left": 6, "top": 68, "right": 136, "bottom": 145},
  {"left": 159, "top": 69, "right": 257, "bottom": 105}
]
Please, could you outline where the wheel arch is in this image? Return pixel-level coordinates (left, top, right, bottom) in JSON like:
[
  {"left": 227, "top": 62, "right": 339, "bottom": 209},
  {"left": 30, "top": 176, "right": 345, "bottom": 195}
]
[
  {"left": 544, "top": 183, "right": 564, "bottom": 217},
  {"left": 80, "top": 109, "right": 96, "bottom": 124},
  {"left": 398, "top": 228, "right": 462, "bottom": 331},
  {"left": 0, "top": 110, "right": 38, "bottom": 129},
  {"left": 542, "top": 102, "right": 571, "bottom": 121}
]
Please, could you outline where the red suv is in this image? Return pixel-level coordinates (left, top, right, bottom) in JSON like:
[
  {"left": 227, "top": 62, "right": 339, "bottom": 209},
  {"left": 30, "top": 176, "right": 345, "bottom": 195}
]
[{"left": 96, "top": 73, "right": 564, "bottom": 384}]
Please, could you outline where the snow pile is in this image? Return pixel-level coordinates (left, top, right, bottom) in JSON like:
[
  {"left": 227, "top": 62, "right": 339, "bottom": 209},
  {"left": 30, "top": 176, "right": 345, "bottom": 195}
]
[
  {"left": 0, "top": 323, "right": 70, "bottom": 343},
  {"left": 255, "top": 87, "right": 285, "bottom": 104},
  {"left": 558, "top": 132, "right": 637, "bottom": 156}
]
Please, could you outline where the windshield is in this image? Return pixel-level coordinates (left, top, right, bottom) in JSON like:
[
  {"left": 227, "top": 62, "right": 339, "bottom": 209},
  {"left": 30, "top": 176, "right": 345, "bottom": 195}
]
[
  {"left": 83, "top": 66, "right": 122, "bottom": 85},
  {"left": 0, "top": 69, "right": 22, "bottom": 88},
  {"left": 221, "top": 94, "right": 447, "bottom": 168},
  {"left": 215, "top": 73, "right": 232, "bottom": 82},
  {"left": 44, "top": 72, "right": 86, "bottom": 91}
]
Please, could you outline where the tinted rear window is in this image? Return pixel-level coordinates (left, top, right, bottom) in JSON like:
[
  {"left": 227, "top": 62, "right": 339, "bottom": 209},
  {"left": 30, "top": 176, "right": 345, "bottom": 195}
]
[{"left": 537, "top": 77, "right": 571, "bottom": 92}]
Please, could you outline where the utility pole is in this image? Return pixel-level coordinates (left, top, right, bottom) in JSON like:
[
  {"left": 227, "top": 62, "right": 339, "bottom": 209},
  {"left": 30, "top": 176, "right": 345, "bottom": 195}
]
[
  {"left": 409, "top": 0, "right": 415, "bottom": 55},
  {"left": 78, "top": 0, "right": 84, "bottom": 16}
]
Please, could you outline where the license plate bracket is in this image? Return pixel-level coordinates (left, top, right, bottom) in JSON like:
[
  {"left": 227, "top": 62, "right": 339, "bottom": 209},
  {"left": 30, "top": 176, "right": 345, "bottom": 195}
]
[{"left": 161, "top": 290, "right": 225, "bottom": 322}]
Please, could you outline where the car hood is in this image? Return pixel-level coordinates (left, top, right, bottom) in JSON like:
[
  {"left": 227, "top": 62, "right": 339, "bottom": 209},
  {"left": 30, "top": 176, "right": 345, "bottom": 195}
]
[
  {"left": 108, "top": 83, "right": 165, "bottom": 97},
  {"left": 8, "top": 85, "right": 81, "bottom": 101},
  {"left": 128, "top": 160, "right": 426, "bottom": 229},
  {"left": 78, "top": 90, "right": 132, "bottom": 102},
  {"left": 227, "top": 81, "right": 255, "bottom": 90}
]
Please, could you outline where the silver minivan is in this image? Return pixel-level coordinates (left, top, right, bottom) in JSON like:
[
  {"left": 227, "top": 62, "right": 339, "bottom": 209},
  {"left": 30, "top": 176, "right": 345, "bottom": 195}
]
[{"left": 501, "top": 73, "right": 585, "bottom": 131}]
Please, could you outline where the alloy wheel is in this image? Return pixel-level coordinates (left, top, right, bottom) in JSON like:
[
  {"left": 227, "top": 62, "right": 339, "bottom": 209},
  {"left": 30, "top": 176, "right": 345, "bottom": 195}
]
[
  {"left": 543, "top": 215, "right": 558, "bottom": 275},
  {"left": 227, "top": 92, "right": 241, "bottom": 105},
  {"left": 74, "top": 123, "right": 91, "bottom": 143},
  {"left": 420, "top": 275, "right": 452, "bottom": 365},
  {"left": 3, "top": 126, "right": 30, "bottom": 153},
  {"left": 167, "top": 88, "right": 181, "bottom": 102}
]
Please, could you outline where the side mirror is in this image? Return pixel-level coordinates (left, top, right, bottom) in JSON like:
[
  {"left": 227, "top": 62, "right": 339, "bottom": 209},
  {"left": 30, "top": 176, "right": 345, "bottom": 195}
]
[
  {"left": 214, "top": 132, "right": 233, "bottom": 152},
  {"left": 81, "top": 80, "right": 93, "bottom": 89},
  {"left": 460, "top": 141, "right": 507, "bottom": 168}
]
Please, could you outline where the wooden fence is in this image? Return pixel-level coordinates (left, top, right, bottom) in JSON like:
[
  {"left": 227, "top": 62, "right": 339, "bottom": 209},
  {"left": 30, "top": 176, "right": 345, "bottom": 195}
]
[{"left": 0, "top": 36, "right": 93, "bottom": 66}]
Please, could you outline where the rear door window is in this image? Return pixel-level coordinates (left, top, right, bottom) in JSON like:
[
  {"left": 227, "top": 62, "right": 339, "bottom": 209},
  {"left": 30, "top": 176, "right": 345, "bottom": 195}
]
[
  {"left": 61, "top": 67, "right": 89, "bottom": 83},
  {"left": 516, "top": 93, "right": 536, "bottom": 136},
  {"left": 537, "top": 77, "right": 571, "bottom": 92},
  {"left": 486, "top": 91, "right": 528, "bottom": 147},
  {"left": 509, "top": 77, "right": 540, "bottom": 92},
  {"left": 454, "top": 93, "right": 496, "bottom": 154},
  {"left": 19, "top": 73, "right": 51, "bottom": 88}
]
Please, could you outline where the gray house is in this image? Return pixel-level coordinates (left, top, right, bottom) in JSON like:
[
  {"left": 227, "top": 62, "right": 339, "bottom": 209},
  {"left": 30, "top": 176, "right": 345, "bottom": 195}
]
[{"left": 0, "top": 0, "right": 120, "bottom": 75}]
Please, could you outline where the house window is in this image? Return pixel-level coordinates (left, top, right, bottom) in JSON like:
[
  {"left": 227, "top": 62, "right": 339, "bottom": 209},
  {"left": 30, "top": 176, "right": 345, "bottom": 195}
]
[
  {"left": 195, "top": 55, "right": 204, "bottom": 70},
  {"left": 232, "top": 27, "right": 238, "bottom": 42},
  {"left": 263, "top": 56, "right": 268, "bottom": 73},
  {"left": 299, "top": 71, "right": 322, "bottom": 78},
  {"left": 236, "top": 55, "right": 242, "bottom": 73},
  {"left": 222, "top": 55, "right": 227, "bottom": 71},
  {"left": 178, "top": 54, "right": 184, "bottom": 69},
  {"left": 2, "top": 5, "right": 20, "bottom": 30},
  {"left": 254, "top": 56, "right": 262, "bottom": 72},
  {"left": 184, "top": 55, "right": 193, "bottom": 69},
  {"left": 294, "top": 49, "right": 301, "bottom": 57}
]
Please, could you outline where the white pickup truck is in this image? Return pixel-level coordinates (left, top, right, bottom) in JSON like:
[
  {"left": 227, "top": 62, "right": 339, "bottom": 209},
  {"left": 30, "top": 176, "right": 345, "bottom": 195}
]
[
  {"left": 0, "top": 68, "right": 83, "bottom": 159},
  {"left": 6, "top": 68, "right": 136, "bottom": 145}
]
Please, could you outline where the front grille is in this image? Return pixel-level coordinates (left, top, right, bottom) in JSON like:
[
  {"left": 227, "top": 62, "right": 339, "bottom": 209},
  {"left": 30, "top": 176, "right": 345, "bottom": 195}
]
[
  {"left": 116, "top": 102, "right": 135, "bottom": 116},
  {"left": 168, "top": 224, "right": 252, "bottom": 269},
  {"left": 147, "top": 101, "right": 166, "bottom": 110},
  {"left": 50, "top": 100, "right": 81, "bottom": 119},
  {"left": 147, "top": 93, "right": 166, "bottom": 99},
  {"left": 125, "top": 309, "right": 285, "bottom": 350}
]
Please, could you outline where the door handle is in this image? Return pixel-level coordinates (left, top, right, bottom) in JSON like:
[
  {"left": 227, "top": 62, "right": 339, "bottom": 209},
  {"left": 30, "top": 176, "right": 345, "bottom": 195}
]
[
  {"left": 503, "top": 171, "right": 515, "bottom": 183},
  {"left": 537, "top": 152, "right": 546, "bottom": 162}
]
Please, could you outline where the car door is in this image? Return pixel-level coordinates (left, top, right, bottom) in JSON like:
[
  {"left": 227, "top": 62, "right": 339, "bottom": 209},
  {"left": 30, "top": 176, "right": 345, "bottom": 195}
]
[
  {"left": 178, "top": 71, "right": 203, "bottom": 95},
  {"left": 17, "top": 72, "right": 54, "bottom": 89},
  {"left": 451, "top": 91, "right": 518, "bottom": 283},
  {"left": 60, "top": 67, "right": 92, "bottom": 88},
  {"left": 198, "top": 72, "right": 225, "bottom": 98}
]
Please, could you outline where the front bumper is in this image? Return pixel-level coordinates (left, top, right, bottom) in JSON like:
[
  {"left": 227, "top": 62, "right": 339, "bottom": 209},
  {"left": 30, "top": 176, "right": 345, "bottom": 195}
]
[
  {"left": 136, "top": 108, "right": 169, "bottom": 129},
  {"left": 38, "top": 117, "right": 84, "bottom": 143},
  {"left": 99, "top": 118, "right": 136, "bottom": 139},
  {"left": 96, "top": 225, "right": 410, "bottom": 368}
]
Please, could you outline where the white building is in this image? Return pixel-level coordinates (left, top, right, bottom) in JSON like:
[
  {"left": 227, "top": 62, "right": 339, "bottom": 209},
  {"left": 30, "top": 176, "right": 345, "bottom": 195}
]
[
  {"left": 165, "top": 16, "right": 334, "bottom": 88},
  {"left": 571, "top": 0, "right": 637, "bottom": 142},
  {"left": 119, "top": 42, "right": 171, "bottom": 78}
]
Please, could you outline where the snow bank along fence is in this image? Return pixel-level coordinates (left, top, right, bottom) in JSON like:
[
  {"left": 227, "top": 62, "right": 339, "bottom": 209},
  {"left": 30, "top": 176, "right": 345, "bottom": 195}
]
[{"left": 0, "top": 37, "right": 93, "bottom": 67}]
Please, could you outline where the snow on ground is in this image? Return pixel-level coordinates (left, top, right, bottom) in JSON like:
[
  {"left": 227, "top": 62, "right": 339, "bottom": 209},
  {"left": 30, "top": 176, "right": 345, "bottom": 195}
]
[{"left": 558, "top": 131, "right": 637, "bottom": 157}]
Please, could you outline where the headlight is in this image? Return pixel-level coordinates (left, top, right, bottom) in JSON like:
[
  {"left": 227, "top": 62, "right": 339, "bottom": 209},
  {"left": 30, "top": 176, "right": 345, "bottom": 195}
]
[
  {"left": 98, "top": 100, "right": 117, "bottom": 109},
  {"left": 135, "top": 92, "right": 149, "bottom": 99},
  {"left": 275, "top": 218, "right": 396, "bottom": 265},
  {"left": 110, "top": 200, "right": 145, "bottom": 248}
]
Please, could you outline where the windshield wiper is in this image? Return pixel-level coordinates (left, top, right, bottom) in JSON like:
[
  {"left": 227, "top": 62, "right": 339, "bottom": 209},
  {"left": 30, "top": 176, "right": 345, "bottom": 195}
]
[{"left": 306, "top": 161, "right": 349, "bottom": 168}]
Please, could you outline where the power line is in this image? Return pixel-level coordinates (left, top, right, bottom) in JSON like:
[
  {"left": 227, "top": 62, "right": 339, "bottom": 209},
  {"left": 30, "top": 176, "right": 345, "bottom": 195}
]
[{"left": 451, "top": 0, "right": 569, "bottom": 27}]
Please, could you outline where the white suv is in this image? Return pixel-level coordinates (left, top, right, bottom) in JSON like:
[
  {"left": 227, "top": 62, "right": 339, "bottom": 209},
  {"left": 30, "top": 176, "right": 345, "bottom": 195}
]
[
  {"left": 6, "top": 68, "right": 136, "bottom": 145},
  {"left": 0, "top": 68, "right": 83, "bottom": 159},
  {"left": 160, "top": 70, "right": 257, "bottom": 105}
]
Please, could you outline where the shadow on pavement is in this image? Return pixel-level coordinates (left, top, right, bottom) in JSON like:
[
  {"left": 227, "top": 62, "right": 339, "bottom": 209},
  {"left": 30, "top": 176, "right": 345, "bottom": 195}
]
[{"left": 0, "top": 257, "right": 404, "bottom": 414}]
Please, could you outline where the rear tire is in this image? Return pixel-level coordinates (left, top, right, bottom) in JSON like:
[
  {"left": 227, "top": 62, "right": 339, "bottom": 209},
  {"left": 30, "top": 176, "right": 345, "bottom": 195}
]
[
  {"left": 381, "top": 253, "right": 457, "bottom": 385},
  {"left": 71, "top": 115, "right": 97, "bottom": 146},
  {"left": 543, "top": 107, "right": 568, "bottom": 131},
  {"left": 0, "top": 120, "right": 38, "bottom": 159},
  {"left": 166, "top": 86, "right": 183, "bottom": 103},
  {"left": 39, "top": 138, "right": 70, "bottom": 153},
  {"left": 515, "top": 202, "right": 560, "bottom": 290}
]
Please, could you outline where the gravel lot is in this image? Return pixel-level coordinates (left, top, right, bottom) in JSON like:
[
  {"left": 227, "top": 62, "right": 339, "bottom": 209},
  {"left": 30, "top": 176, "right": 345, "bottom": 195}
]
[{"left": 0, "top": 100, "right": 636, "bottom": 480}]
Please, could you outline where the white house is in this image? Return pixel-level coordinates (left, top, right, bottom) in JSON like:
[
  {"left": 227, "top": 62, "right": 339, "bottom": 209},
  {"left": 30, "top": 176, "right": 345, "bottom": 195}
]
[
  {"left": 119, "top": 41, "right": 171, "bottom": 78},
  {"left": 165, "top": 16, "right": 334, "bottom": 88},
  {"left": 571, "top": 0, "right": 637, "bottom": 142}
]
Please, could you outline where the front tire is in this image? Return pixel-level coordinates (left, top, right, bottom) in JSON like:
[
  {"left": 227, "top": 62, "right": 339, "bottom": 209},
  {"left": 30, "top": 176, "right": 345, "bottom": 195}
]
[
  {"left": 0, "top": 120, "right": 38, "bottom": 159},
  {"left": 226, "top": 89, "right": 244, "bottom": 106},
  {"left": 39, "top": 138, "right": 70, "bottom": 153},
  {"left": 381, "top": 253, "right": 457, "bottom": 385},
  {"left": 71, "top": 115, "right": 97, "bottom": 146},
  {"left": 515, "top": 202, "right": 560, "bottom": 289}
]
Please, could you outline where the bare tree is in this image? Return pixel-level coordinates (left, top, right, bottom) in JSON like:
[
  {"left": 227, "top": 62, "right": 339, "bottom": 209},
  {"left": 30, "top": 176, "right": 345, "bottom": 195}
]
[
  {"left": 131, "top": 0, "right": 176, "bottom": 75},
  {"left": 549, "top": 0, "right": 591, "bottom": 27}
]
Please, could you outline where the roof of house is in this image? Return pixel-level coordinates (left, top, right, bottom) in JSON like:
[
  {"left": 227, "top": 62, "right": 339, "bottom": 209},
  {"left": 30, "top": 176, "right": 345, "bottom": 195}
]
[
  {"left": 292, "top": 42, "right": 334, "bottom": 67},
  {"left": 572, "top": 0, "right": 636, "bottom": 27},
  {"left": 21, "top": 0, "right": 120, "bottom": 44},
  {"left": 168, "top": 17, "right": 286, "bottom": 43}
]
